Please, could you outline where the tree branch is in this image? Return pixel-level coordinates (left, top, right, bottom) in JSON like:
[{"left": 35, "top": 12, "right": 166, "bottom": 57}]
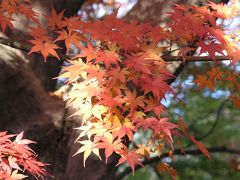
[
  {"left": 115, "top": 146, "right": 240, "bottom": 180},
  {"left": 0, "top": 36, "right": 69, "bottom": 60},
  {"left": 186, "top": 99, "right": 229, "bottom": 148},
  {"left": 0, "top": 36, "right": 231, "bottom": 63},
  {"left": 0, "top": 36, "right": 31, "bottom": 53},
  {"left": 161, "top": 55, "right": 230, "bottom": 62},
  {"left": 197, "top": 99, "right": 229, "bottom": 141}
]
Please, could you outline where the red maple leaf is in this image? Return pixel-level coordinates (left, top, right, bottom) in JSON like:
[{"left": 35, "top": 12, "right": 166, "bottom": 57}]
[
  {"left": 28, "top": 38, "right": 60, "bottom": 61},
  {"left": 146, "top": 118, "right": 177, "bottom": 144},
  {"left": 45, "top": 8, "right": 67, "bottom": 30},
  {"left": 124, "top": 90, "right": 145, "bottom": 114},
  {"left": 117, "top": 150, "right": 143, "bottom": 175},
  {"left": 197, "top": 41, "right": 224, "bottom": 60},
  {"left": 55, "top": 29, "right": 82, "bottom": 53},
  {"left": 0, "top": 13, "right": 14, "bottom": 32},
  {"left": 189, "top": 135, "right": 210, "bottom": 159},
  {"left": 0, "top": 131, "right": 48, "bottom": 179},
  {"left": 74, "top": 45, "right": 98, "bottom": 62},
  {"left": 1, "top": 0, "right": 18, "bottom": 15},
  {"left": 96, "top": 50, "right": 119, "bottom": 69},
  {"left": 124, "top": 54, "right": 152, "bottom": 74},
  {"left": 18, "top": 3, "right": 38, "bottom": 22},
  {"left": 141, "top": 75, "right": 172, "bottom": 100},
  {"left": 28, "top": 26, "right": 49, "bottom": 40},
  {"left": 98, "top": 92, "right": 123, "bottom": 110},
  {"left": 232, "top": 95, "right": 240, "bottom": 109}
]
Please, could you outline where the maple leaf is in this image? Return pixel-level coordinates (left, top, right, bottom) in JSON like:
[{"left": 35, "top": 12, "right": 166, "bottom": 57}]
[
  {"left": 141, "top": 75, "right": 172, "bottom": 100},
  {"left": 58, "top": 59, "right": 89, "bottom": 82},
  {"left": 65, "top": 79, "right": 101, "bottom": 108},
  {"left": 141, "top": 43, "right": 163, "bottom": 61},
  {"left": 232, "top": 95, "right": 240, "bottom": 109},
  {"left": 64, "top": 16, "right": 81, "bottom": 33},
  {"left": 0, "top": 131, "right": 48, "bottom": 179},
  {"left": 208, "top": 2, "right": 240, "bottom": 19},
  {"left": 98, "top": 92, "right": 123, "bottom": 110},
  {"left": 8, "top": 156, "right": 21, "bottom": 172},
  {"left": 136, "top": 143, "right": 151, "bottom": 159},
  {"left": 74, "top": 139, "right": 101, "bottom": 167},
  {"left": 116, "top": 118, "right": 136, "bottom": 141},
  {"left": 97, "top": 133, "right": 124, "bottom": 162},
  {"left": 189, "top": 135, "right": 210, "bottom": 159},
  {"left": 91, "top": 104, "right": 108, "bottom": 120},
  {"left": 2, "top": 1, "right": 236, "bottom": 176},
  {"left": 28, "top": 38, "right": 60, "bottom": 61},
  {"left": 75, "top": 122, "right": 94, "bottom": 141},
  {"left": 144, "top": 97, "right": 166, "bottom": 117},
  {"left": 14, "top": 131, "right": 35, "bottom": 145},
  {"left": 156, "top": 162, "right": 177, "bottom": 179},
  {"left": 194, "top": 74, "right": 215, "bottom": 91},
  {"left": 131, "top": 111, "right": 150, "bottom": 130},
  {"left": 86, "top": 64, "right": 106, "bottom": 83},
  {"left": 18, "top": 3, "right": 38, "bottom": 22},
  {"left": 11, "top": 170, "right": 28, "bottom": 179},
  {"left": 108, "top": 67, "right": 129, "bottom": 85},
  {"left": 0, "top": 13, "right": 14, "bottom": 32},
  {"left": 1, "top": 0, "right": 18, "bottom": 15},
  {"left": 197, "top": 41, "right": 224, "bottom": 60},
  {"left": 75, "top": 45, "right": 98, "bottom": 62},
  {"left": 227, "top": 48, "right": 240, "bottom": 64},
  {"left": 206, "top": 67, "right": 223, "bottom": 81},
  {"left": 55, "top": 29, "right": 82, "bottom": 53},
  {"left": 116, "top": 150, "right": 143, "bottom": 175},
  {"left": 96, "top": 50, "right": 120, "bottom": 69},
  {"left": 28, "top": 26, "right": 49, "bottom": 40},
  {"left": 195, "top": 6, "right": 216, "bottom": 28},
  {"left": 148, "top": 118, "right": 177, "bottom": 144},
  {"left": 124, "top": 54, "right": 152, "bottom": 75},
  {"left": 45, "top": 8, "right": 67, "bottom": 30},
  {"left": 124, "top": 90, "right": 145, "bottom": 114}
]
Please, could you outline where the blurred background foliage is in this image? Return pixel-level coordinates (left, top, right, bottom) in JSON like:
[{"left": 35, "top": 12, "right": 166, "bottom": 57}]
[{"left": 123, "top": 61, "right": 240, "bottom": 179}]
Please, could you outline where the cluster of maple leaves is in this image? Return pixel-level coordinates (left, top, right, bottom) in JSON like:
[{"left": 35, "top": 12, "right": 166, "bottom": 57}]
[
  {"left": 0, "top": 0, "right": 240, "bottom": 179},
  {"left": 0, "top": 132, "right": 47, "bottom": 179}
]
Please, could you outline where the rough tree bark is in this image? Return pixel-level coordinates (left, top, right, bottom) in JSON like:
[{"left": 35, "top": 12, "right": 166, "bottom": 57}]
[{"left": 0, "top": 0, "right": 118, "bottom": 179}]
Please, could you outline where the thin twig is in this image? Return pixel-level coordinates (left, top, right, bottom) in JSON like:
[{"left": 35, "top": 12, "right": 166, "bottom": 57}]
[
  {"left": 115, "top": 146, "right": 240, "bottom": 180},
  {"left": 197, "top": 99, "right": 229, "bottom": 141},
  {"left": 186, "top": 99, "right": 229, "bottom": 148},
  {"left": 161, "top": 55, "right": 230, "bottom": 62}
]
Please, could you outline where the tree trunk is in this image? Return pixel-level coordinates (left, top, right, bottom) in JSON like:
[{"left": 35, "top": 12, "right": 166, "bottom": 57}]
[{"left": 0, "top": 0, "right": 118, "bottom": 179}]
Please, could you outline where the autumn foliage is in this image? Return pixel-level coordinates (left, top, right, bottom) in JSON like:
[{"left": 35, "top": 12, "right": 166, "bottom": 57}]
[
  {"left": 0, "top": 0, "right": 240, "bottom": 179},
  {"left": 0, "top": 132, "right": 47, "bottom": 179}
]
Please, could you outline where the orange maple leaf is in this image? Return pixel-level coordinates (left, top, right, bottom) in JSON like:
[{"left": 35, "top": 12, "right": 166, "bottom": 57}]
[
  {"left": 97, "top": 133, "right": 124, "bottom": 162},
  {"left": 189, "top": 135, "right": 210, "bottom": 159},
  {"left": 232, "top": 95, "right": 240, "bottom": 109},
  {"left": 194, "top": 74, "right": 215, "bottom": 91},
  {"left": 117, "top": 150, "right": 143, "bottom": 175},
  {"left": 28, "top": 39, "right": 60, "bottom": 61},
  {"left": 45, "top": 8, "right": 66, "bottom": 30},
  {"left": 0, "top": 14, "right": 14, "bottom": 32},
  {"left": 55, "top": 29, "right": 81, "bottom": 53},
  {"left": 18, "top": 3, "right": 38, "bottom": 22}
]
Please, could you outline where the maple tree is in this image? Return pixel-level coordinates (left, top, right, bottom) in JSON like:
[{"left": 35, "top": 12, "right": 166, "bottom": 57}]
[{"left": 0, "top": 0, "right": 240, "bottom": 179}]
